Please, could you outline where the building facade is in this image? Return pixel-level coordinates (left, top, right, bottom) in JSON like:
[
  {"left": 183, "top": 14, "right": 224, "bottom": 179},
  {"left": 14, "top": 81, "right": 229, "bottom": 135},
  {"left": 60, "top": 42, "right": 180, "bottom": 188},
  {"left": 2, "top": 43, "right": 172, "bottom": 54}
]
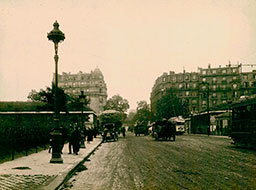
[
  {"left": 150, "top": 64, "right": 256, "bottom": 116},
  {"left": 56, "top": 68, "right": 107, "bottom": 114}
]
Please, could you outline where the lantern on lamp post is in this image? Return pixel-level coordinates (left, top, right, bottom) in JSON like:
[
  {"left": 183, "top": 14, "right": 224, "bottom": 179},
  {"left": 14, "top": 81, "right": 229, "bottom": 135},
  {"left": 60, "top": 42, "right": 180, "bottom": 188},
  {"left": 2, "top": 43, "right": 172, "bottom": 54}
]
[{"left": 79, "top": 91, "right": 86, "bottom": 148}]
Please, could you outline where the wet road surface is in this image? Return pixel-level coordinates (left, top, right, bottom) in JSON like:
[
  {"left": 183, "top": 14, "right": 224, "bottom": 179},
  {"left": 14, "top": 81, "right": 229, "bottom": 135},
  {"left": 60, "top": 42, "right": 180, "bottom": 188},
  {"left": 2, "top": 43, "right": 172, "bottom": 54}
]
[{"left": 62, "top": 133, "right": 256, "bottom": 190}]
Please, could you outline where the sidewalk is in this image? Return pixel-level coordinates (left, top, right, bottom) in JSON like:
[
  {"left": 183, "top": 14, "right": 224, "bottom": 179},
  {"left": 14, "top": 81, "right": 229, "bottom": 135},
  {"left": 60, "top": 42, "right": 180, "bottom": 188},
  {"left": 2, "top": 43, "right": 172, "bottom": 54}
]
[
  {"left": 0, "top": 136, "right": 102, "bottom": 190},
  {"left": 187, "top": 133, "right": 231, "bottom": 139}
]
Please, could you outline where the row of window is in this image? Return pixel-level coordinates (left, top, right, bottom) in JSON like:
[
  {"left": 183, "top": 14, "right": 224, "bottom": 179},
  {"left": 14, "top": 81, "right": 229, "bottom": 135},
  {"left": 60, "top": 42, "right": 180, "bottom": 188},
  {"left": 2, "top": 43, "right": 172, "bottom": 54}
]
[
  {"left": 178, "top": 83, "right": 239, "bottom": 90},
  {"left": 161, "top": 82, "right": 255, "bottom": 91},
  {"left": 201, "top": 68, "right": 238, "bottom": 75},
  {"left": 189, "top": 99, "right": 228, "bottom": 107},
  {"left": 64, "top": 88, "right": 91, "bottom": 94},
  {"left": 59, "top": 81, "right": 105, "bottom": 88},
  {"left": 161, "top": 76, "right": 240, "bottom": 87},
  {"left": 64, "top": 88, "right": 105, "bottom": 94},
  {"left": 201, "top": 99, "right": 227, "bottom": 106},
  {"left": 180, "top": 91, "right": 239, "bottom": 98},
  {"left": 60, "top": 74, "right": 103, "bottom": 81},
  {"left": 162, "top": 75, "right": 198, "bottom": 83},
  {"left": 202, "top": 76, "right": 238, "bottom": 82},
  {"left": 242, "top": 74, "right": 256, "bottom": 80},
  {"left": 160, "top": 74, "right": 256, "bottom": 87},
  {"left": 176, "top": 82, "right": 256, "bottom": 90},
  {"left": 161, "top": 82, "right": 239, "bottom": 91}
]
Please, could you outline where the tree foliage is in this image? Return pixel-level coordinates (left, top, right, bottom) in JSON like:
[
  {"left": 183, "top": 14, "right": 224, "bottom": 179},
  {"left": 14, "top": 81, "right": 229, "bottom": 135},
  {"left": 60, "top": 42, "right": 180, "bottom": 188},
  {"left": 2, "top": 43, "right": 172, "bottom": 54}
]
[
  {"left": 99, "top": 111, "right": 123, "bottom": 130},
  {"left": 155, "top": 88, "right": 189, "bottom": 121},
  {"left": 67, "top": 95, "right": 91, "bottom": 111},
  {"left": 27, "top": 84, "right": 90, "bottom": 112},
  {"left": 131, "top": 100, "right": 151, "bottom": 127},
  {"left": 104, "top": 94, "right": 130, "bottom": 113},
  {"left": 126, "top": 110, "right": 136, "bottom": 124},
  {"left": 0, "top": 101, "right": 45, "bottom": 112}
]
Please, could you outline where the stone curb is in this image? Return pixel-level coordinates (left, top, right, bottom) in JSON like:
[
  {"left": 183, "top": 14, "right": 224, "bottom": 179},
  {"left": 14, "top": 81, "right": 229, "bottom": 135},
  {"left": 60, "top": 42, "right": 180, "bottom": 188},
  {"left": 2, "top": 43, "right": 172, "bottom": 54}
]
[
  {"left": 188, "top": 134, "right": 230, "bottom": 139},
  {"left": 38, "top": 140, "right": 102, "bottom": 190}
]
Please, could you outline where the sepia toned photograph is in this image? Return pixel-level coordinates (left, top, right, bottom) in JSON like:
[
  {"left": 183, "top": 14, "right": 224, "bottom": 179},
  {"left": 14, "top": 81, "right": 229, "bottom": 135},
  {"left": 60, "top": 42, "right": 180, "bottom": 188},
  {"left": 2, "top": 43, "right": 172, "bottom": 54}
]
[{"left": 0, "top": 0, "right": 256, "bottom": 189}]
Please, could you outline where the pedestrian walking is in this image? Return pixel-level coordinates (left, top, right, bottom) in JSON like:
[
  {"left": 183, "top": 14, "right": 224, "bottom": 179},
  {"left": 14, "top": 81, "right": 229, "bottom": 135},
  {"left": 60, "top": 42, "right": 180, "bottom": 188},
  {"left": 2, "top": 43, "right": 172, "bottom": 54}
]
[
  {"left": 48, "top": 138, "right": 53, "bottom": 153},
  {"left": 60, "top": 125, "right": 68, "bottom": 154},
  {"left": 122, "top": 127, "right": 126, "bottom": 137},
  {"left": 67, "top": 124, "right": 74, "bottom": 154},
  {"left": 87, "top": 127, "right": 93, "bottom": 144},
  {"left": 93, "top": 127, "right": 98, "bottom": 138},
  {"left": 207, "top": 126, "right": 210, "bottom": 136},
  {"left": 70, "top": 126, "right": 81, "bottom": 155}
]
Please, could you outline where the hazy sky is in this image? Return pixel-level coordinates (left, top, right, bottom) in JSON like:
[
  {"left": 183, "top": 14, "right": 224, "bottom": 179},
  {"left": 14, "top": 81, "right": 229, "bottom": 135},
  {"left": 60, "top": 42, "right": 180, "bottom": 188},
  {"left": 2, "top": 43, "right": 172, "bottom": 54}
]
[{"left": 0, "top": 0, "right": 256, "bottom": 110}]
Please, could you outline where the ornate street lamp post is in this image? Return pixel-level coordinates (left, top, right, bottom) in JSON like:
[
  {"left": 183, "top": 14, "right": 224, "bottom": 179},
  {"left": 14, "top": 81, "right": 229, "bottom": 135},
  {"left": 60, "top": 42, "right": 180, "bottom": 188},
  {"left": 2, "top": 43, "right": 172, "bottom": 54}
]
[
  {"left": 201, "top": 82, "right": 210, "bottom": 135},
  {"left": 47, "top": 21, "right": 65, "bottom": 163},
  {"left": 227, "top": 100, "right": 232, "bottom": 135},
  {"left": 79, "top": 91, "right": 86, "bottom": 148},
  {"left": 205, "top": 83, "right": 210, "bottom": 135}
]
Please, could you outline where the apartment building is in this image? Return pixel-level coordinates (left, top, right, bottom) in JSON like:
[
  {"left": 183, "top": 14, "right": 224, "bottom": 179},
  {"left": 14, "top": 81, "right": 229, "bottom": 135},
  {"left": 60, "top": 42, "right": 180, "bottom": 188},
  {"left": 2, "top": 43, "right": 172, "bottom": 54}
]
[
  {"left": 56, "top": 68, "right": 107, "bottom": 114},
  {"left": 150, "top": 64, "right": 256, "bottom": 115}
]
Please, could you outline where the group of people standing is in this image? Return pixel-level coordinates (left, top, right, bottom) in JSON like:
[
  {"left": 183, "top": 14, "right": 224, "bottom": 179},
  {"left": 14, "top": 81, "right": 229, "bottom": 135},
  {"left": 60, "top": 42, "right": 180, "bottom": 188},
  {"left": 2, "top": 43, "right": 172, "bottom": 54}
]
[
  {"left": 68, "top": 124, "right": 95, "bottom": 155},
  {"left": 49, "top": 123, "right": 96, "bottom": 155}
]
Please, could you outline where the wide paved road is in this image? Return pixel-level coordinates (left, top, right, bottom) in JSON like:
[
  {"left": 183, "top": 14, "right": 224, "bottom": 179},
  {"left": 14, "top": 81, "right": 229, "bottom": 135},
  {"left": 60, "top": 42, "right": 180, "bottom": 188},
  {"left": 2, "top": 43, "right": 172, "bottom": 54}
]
[{"left": 62, "top": 133, "right": 256, "bottom": 190}]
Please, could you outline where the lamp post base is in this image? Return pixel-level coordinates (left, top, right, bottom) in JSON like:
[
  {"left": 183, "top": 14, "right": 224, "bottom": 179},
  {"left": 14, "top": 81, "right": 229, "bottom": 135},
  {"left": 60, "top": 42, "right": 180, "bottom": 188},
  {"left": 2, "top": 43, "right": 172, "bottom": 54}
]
[
  {"left": 50, "top": 155, "right": 63, "bottom": 163},
  {"left": 49, "top": 128, "right": 63, "bottom": 164}
]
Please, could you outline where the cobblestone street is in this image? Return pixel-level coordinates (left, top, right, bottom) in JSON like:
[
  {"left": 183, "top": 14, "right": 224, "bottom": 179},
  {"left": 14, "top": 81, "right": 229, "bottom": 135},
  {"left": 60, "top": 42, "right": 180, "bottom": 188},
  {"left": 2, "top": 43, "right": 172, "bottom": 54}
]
[
  {"left": 0, "top": 174, "right": 54, "bottom": 190},
  {"left": 63, "top": 133, "right": 256, "bottom": 190},
  {"left": 0, "top": 137, "right": 102, "bottom": 190}
]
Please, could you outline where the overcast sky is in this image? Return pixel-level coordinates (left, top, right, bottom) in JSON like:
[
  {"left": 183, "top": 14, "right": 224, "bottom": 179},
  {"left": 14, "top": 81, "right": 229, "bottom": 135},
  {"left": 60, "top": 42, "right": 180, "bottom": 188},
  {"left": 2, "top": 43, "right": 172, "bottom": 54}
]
[{"left": 0, "top": 0, "right": 256, "bottom": 110}]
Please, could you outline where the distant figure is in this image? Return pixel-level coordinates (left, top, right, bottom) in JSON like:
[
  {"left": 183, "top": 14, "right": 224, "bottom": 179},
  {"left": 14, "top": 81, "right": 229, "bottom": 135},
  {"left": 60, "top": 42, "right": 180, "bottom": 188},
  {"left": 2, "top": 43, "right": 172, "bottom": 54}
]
[
  {"left": 60, "top": 126, "right": 68, "bottom": 154},
  {"left": 83, "top": 127, "right": 87, "bottom": 141},
  {"left": 93, "top": 127, "right": 98, "bottom": 138},
  {"left": 207, "top": 126, "right": 210, "bottom": 136},
  {"left": 80, "top": 128, "right": 86, "bottom": 148},
  {"left": 87, "top": 128, "right": 93, "bottom": 144},
  {"left": 48, "top": 128, "right": 54, "bottom": 153},
  {"left": 70, "top": 126, "right": 81, "bottom": 155},
  {"left": 122, "top": 127, "right": 126, "bottom": 137},
  {"left": 216, "top": 124, "right": 220, "bottom": 135},
  {"left": 67, "top": 125, "right": 74, "bottom": 154},
  {"left": 48, "top": 138, "right": 53, "bottom": 153}
]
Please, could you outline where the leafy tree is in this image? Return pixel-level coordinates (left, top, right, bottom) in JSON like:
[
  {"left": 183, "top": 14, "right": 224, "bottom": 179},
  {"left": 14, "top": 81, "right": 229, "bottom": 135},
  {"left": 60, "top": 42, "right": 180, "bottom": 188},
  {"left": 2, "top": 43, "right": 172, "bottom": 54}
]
[
  {"left": 0, "top": 101, "right": 45, "bottom": 112},
  {"left": 104, "top": 94, "right": 130, "bottom": 113},
  {"left": 132, "top": 100, "right": 151, "bottom": 127},
  {"left": 27, "top": 84, "right": 90, "bottom": 112},
  {"left": 27, "top": 90, "right": 42, "bottom": 102},
  {"left": 155, "top": 88, "right": 189, "bottom": 121},
  {"left": 66, "top": 95, "right": 91, "bottom": 111},
  {"left": 99, "top": 111, "right": 123, "bottom": 130},
  {"left": 126, "top": 110, "right": 136, "bottom": 124}
]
